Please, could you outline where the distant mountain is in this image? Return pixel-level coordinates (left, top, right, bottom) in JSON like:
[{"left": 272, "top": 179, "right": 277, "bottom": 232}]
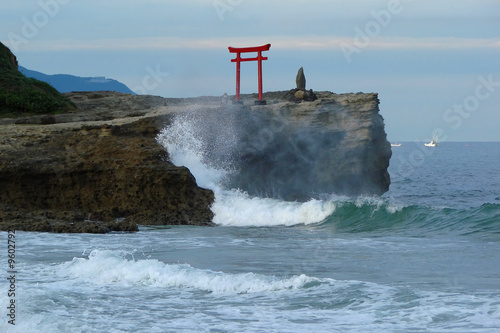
[{"left": 19, "top": 66, "right": 136, "bottom": 95}]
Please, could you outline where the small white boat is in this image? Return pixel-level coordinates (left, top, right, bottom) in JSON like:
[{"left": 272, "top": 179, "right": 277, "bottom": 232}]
[
  {"left": 391, "top": 143, "right": 402, "bottom": 147},
  {"left": 424, "top": 134, "right": 439, "bottom": 147}
]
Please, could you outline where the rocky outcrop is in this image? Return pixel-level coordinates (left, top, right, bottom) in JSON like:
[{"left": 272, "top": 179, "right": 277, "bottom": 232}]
[
  {"left": 0, "top": 89, "right": 391, "bottom": 232},
  {"left": 186, "top": 91, "right": 391, "bottom": 201},
  {"left": 0, "top": 43, "right": 18, "bottom": 71},
  {"left": 0, "top": 92, "right": 215, "bottom": 233},
  {"left": 0, "top": 41, "right": 391, "bottom": 233},
  {"left": 285, "top": 68, "right": 317, "bottom": 102}
]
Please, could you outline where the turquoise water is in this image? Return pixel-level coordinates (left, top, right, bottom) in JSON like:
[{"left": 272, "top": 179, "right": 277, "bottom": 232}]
[{"left": 1, "top": 138, "right": 499, "bottom": 332}]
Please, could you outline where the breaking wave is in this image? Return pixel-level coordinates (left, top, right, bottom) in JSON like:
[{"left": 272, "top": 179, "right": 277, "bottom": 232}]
[
  {"left": 157, "top": 111, "right": 337, "bottom": 227},
  {"left": 157, "top": 111, "right": 500, "bottom": 236},
  {"left": 59, "top": 249, "right": 322, "bottom": 294}
]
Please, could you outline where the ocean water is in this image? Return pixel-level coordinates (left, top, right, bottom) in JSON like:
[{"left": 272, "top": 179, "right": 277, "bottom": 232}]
[{"left": 1, "top": 115, "right": 500, "bottom": 332}]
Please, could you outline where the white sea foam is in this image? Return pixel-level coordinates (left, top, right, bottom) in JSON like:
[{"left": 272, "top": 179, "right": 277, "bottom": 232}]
[
  {"left": 4, "top": 240, "right": 499, "bottom": 333},
  {"left": 57, "top": 249, "right": 321, "bottom": 294},
  {"left": 157, "top": 115, "right": 336, "bottom": 227},
  {"left": 211, "top": 189, "right": 336, "bottom": 226}
]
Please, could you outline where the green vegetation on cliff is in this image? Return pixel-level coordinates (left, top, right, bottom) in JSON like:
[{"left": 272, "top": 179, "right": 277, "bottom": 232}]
[{"left": 0, "top": 42, "right": 75, "bottom": 116}]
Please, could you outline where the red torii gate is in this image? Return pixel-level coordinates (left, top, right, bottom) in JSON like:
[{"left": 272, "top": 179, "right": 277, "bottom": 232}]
[{"left": 228, "top": 43, "right": 271, "bottom": 103}]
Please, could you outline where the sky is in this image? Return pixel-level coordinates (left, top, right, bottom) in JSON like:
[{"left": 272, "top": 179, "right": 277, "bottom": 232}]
[{"left": 1, "top": 0, "right": 499, "bottom": 141}]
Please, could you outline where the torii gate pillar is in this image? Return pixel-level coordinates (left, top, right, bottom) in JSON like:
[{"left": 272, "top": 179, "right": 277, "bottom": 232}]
[{"left": 228, "top": 44, "right": 271, "bottom": 104}]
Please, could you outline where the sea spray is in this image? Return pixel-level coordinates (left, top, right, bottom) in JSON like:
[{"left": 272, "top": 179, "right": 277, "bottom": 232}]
[
  {"left": 158, "top": 99, "right": 389, "bottom": 202},
  {"left": 157, "top": 114, "right": 229, "bottom": 190},
  {"left": 157, "top": 110, "right": 337, "bottom": 226}
]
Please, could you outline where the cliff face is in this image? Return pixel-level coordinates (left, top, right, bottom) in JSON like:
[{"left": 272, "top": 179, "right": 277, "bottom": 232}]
[
  {"left": 0, "top": 92, "right": 215, "bottom": 233},
  {"left": 178, "top": 91, "right": 391, "bottom": 200},
  {"left": 236, "top": 92, "right": 391, "bottom": 199},
  {"left": 0, "top": 90, "right": 391, "bottom": 233}
]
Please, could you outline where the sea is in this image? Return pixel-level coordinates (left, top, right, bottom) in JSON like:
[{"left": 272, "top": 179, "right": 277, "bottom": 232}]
[{"left": 1, "top": 115, "right": 500, "bottom": 332}]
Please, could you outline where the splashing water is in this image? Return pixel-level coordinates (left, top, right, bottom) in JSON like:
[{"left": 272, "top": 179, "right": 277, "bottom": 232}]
[{"left": 157, "top": 111, "right": 337, "bottom": 226}]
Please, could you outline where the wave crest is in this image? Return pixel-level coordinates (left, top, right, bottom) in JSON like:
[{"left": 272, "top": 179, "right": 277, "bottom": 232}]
[{"left": 61, "top": 250, "right": 323, "bottom": 294}]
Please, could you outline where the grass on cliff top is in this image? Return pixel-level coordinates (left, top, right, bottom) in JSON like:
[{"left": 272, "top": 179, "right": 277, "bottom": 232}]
[{"left": 0, "top": 43, "right": 76, "bottom": 117}]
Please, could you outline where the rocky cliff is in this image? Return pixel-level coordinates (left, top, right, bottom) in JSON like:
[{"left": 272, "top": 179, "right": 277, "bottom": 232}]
[
  {"left": 170, "top": 91, "right": 391, "bottom": 201},
  {"left": 0, "top": 92, "right": 215, "bottom": 233},
  {"left": 241, "top": 92, "right": 390, "bottom": 200},
  {"left": 0, "top": 90, "right": 391, "bottom": 233},
  {"left": 0, "top": 42, "right": 391, "bottom": 233}
]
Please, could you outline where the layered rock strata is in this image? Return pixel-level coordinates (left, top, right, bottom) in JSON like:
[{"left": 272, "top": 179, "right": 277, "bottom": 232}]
[
  {"left": 0, "top": 90, "right": 391, "bottom": 233},
  {"left": 0, "top": 92, "right": 215, "bottom": 233},
  {"left": 185, "top": 91, "right": 391, "bottom": 200}
]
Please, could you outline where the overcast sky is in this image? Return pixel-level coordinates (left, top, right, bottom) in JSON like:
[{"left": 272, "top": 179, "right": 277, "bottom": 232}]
[{"left": 1, "top": 0, "right": 499, "bottom": 141}]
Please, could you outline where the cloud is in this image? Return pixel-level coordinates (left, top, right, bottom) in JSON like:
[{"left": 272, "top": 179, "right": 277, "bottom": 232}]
[{"left": 5, "top": 35, "right": 499, "bottom": 53}]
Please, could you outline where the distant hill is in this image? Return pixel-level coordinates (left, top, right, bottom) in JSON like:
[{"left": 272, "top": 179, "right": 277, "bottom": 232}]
[
  {"left": 0, "top": 42, "right": 75, "bottom": 116},
  {"left": 19, "top": 66, "right": 136, "bottom": 95}
]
